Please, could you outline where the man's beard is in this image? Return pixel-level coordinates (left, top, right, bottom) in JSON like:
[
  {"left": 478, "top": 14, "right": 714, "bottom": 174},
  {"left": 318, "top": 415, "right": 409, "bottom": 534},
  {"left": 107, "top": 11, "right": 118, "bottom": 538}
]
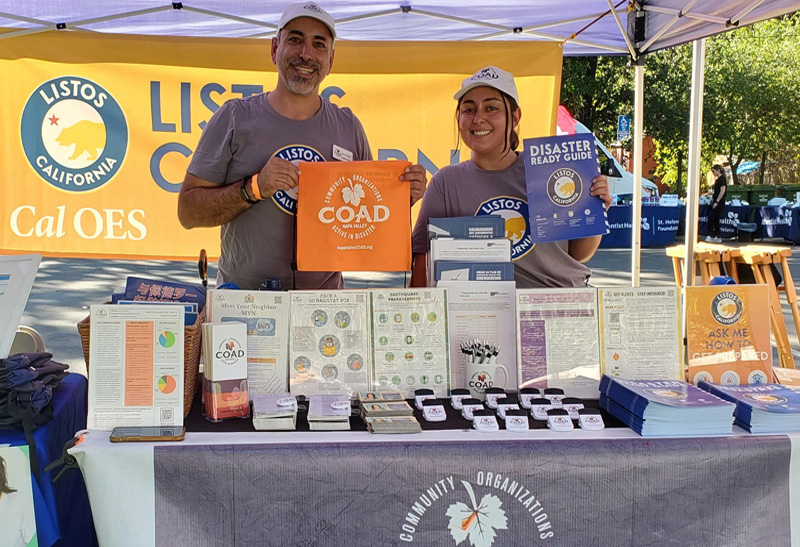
[{"left": 281, "top": 57, "right": 324, "bottom": 96}]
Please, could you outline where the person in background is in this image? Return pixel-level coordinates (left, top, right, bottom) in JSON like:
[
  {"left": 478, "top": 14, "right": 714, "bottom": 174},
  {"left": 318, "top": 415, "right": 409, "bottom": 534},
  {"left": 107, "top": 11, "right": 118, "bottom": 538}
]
[
  {"left": 705, "top": 164, "right": 727, "bottom": 243},
  {"left": 177, "top": 2, "right": 427, "bottom": 290},
  {"left": 410, "top": 66, "right": 611, "bottom": 288}
]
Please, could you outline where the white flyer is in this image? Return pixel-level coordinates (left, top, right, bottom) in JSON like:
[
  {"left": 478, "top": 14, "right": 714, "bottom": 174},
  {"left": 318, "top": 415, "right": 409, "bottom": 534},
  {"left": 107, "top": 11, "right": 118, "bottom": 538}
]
[
  {"left": 370, "top": 288, "right": 449, "bottom": 398},
  {"left": 289, "top": 290, "right": 371, "bottom": 397},
  {"left": 88, "top": 304, "right": 184, "bottom": 430},
  {"left": 516, "top": 288, "right": 601, "bottom": 398},
  {"left": 208, "top": 289, "right": 289, "bottom": 397},
  {"left": 439, "top": 280, "right": 517, "bottom": 391},
  {"left": 598, "top": 286, "right": 683, "bottom": 380}
]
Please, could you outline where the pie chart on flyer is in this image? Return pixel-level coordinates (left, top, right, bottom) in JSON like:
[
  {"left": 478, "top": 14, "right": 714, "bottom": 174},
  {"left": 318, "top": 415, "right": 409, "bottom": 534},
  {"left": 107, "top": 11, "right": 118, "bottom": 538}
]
[
  {"left": 158, "top": 375, "right": 177, "bottom": 394},
  {"left": 159, "top": 330, "right": 176, "bottom": 348}
]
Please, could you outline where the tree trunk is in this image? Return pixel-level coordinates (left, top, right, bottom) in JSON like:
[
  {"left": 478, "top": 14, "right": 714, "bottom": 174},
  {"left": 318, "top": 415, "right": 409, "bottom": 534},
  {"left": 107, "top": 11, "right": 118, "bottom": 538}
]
[
  {"left": 578, "top": 57, "right": 598, "bottom": 131},
  {"left": 758, "top": 151, "right": 767, "bottom": 185}
]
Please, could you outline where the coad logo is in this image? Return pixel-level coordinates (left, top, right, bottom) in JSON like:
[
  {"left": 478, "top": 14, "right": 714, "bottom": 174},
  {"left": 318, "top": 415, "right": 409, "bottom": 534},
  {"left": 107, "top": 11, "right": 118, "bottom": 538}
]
[
  {"left": 399, "top": 473, "right": 554, "bottom": 545},
  {"left": 546, "top": 167, "right": 582, "bottom": 207},
  {"left": 468, "top": 370, "right": 495, "bottom": 395},
  {"left": 271, "top": 145, "right": 324, "bottom": 215},
  {"left": 317, "top": 173, "right": 389, "bottom": 239},
  {"left": 21, "top": 76, "right": 128, "bottom": 192},
  {"left": 215, "top": 337, "right": 245, "bottom": 365},
  {"left": 711, "top": 291, "right": 744, "bottom": 325}
]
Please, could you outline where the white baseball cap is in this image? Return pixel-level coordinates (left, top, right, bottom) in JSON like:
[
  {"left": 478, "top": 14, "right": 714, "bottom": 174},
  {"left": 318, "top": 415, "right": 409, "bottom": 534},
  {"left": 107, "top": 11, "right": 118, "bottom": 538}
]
[
  {"left": 454, "top": 66, "right": 519, "bottom": 104},
  {"left": 278, "top": 2, "right": 336, "bottom": 39}
]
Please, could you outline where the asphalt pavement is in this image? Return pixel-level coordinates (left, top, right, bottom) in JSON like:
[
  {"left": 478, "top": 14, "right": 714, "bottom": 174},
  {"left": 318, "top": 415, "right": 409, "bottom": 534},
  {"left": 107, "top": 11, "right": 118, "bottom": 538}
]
[{"left": 16, "top": 243, "right": 800, "bottom": 376}]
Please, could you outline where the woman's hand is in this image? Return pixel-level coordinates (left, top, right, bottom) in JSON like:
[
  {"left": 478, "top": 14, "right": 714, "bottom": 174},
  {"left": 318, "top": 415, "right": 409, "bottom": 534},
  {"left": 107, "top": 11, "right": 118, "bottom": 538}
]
[{"left": 590, "top": 174, "right": 612, "bottom": 210}]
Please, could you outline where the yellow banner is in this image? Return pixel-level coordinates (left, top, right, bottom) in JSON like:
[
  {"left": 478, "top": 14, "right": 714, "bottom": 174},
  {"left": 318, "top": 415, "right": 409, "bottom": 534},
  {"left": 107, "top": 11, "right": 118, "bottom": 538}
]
[{"left": 0, "top": 32, "right": 562, "bottom": 259}]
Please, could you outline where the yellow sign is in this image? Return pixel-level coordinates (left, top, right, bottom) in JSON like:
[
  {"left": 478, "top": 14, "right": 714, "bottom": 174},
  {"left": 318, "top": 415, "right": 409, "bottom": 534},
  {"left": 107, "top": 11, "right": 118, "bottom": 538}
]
[
  {"left": 0, "top": 32, "right": 562, "bottom": 259},
  {"left": 685, "top": 285, "right": 773, "bottom": 385}
]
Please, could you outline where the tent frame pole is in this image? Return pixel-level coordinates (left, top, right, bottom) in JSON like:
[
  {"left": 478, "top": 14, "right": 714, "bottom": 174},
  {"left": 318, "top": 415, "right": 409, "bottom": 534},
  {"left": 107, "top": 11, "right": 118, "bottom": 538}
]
[
  {"left": 631, "top": 58, "right": 645, "bottom": 287},
  {"left": 683, "top": 38, "right": 706, "bottom": 289}
]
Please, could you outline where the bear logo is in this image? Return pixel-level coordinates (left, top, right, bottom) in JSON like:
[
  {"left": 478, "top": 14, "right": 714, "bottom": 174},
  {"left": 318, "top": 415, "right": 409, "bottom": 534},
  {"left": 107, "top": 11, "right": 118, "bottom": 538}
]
[{"left": 56, "top": 120, "right": 106, "bottom": 161}]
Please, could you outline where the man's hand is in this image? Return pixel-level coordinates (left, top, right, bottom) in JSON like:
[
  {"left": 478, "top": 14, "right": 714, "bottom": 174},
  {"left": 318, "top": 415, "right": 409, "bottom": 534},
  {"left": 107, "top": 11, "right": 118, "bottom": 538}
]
[
  {"left": 590, "top": 174, "right": 613, "bottom": 210},
  {"left": 257, "top": 156, "right": 300, "bottom": 197},
  {"left": 401, "top": 164, "right": 428, "bottom": 205}
]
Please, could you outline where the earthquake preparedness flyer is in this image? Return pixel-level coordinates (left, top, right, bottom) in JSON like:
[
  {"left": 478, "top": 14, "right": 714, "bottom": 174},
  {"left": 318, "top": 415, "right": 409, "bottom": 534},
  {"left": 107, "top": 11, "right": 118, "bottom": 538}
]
[{"left": 370, "top": 288, "right": 449, "bottom": 398}]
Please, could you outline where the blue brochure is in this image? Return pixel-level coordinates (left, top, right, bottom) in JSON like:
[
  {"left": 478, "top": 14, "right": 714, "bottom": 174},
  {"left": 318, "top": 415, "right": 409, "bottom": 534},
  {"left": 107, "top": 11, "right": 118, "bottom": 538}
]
[
  {"left": 427, "top": 216, "right": 506, "bottom": 240},
  {"left": 523, "top": 134, "right": 607, "bottom": 243},
  {"left": 698, "top": 382, "right": 800, "bottom": 433}
]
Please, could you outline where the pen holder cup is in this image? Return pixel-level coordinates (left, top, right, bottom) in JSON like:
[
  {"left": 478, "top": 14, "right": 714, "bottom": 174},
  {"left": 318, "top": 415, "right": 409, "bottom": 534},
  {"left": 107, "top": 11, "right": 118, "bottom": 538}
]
[
  {"left": 77, "top": 305, "right": 205, "bottom": 418},
  {"left": 464, "top": 361, "right": 509, "bottom": 401}
]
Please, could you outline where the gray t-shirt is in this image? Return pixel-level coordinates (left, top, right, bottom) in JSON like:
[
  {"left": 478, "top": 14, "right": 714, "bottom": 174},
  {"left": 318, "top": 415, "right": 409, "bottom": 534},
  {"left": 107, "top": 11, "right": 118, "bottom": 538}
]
[
  {"left": 188, "top": 93, "right": 372, "bottom": 290},
  {"left": 411, "top": 153, "right": 592, "bottom": 288}
]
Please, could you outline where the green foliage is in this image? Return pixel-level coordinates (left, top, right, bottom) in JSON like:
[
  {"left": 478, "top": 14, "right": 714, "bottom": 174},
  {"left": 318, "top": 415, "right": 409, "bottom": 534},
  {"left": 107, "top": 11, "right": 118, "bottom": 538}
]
[{"left": 560, "top": 13, "right": 800, "bottom": 195}]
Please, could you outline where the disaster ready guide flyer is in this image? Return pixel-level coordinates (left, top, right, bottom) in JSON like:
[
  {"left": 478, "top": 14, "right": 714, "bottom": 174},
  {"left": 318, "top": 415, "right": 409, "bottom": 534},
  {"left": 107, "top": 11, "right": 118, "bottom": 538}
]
[
  {"left": 523, "top": 133, "right": 607, "bottom": 244},
  {"left": 370, "top": 288, "right": 450, "bottom": 398},
  {"left": 289, "top": 290, "right": 371, "bottom": 397},
  {"left": 88, "top": 304, "right": 184, "bottom": 430}
]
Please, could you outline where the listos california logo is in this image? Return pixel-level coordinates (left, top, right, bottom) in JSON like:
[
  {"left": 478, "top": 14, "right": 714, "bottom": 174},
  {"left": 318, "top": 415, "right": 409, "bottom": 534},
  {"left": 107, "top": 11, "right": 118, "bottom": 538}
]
[
  {"left": 271, "top": 145, "right": 324, "bottom": 214},
  {"left": 317, "top": 173, "right": 389, "bottom": 240},
  {"left": 399, "top": 473, "right": 554, "bottom": 546},
  {"left": 711, "top": 291, "right": 744, "bottom": 325},
  {"left": 21, "top": 76, "right": 128, "bottom": 192},
  {"left": 546, "top": 167, "right": 582, "bottom": 207}
]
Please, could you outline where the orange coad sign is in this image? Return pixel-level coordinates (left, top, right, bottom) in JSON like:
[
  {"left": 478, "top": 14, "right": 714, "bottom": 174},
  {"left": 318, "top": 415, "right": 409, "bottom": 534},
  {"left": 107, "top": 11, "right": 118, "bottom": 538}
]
[{"left": 296, "top": 161, "right": 411, "bottom": 272}]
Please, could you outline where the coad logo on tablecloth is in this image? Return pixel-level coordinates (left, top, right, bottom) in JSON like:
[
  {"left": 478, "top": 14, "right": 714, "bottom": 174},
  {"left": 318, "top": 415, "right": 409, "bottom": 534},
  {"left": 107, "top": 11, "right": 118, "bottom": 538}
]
[
  {"left": 398, "top": 473, "right": 555, "bottom": 545},
  {"left": 271, "top": 145, "right": 324, "bottom": 214},
  {"left": 21, "top": 76, "right": 128, "bottom": 191},
  {"left": 711, "top": 291, "right": 744, "bottom": 325},
  {"left": 317, "top": 173, "right": 389, "bottom": 240}
]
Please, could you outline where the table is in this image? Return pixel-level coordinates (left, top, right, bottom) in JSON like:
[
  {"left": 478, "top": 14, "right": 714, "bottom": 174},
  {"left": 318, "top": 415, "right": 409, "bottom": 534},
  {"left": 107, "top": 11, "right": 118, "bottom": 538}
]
[
  {"left": 601, "top": 204, "right": 683, "bottom": 248},
  {"left": 71, "top": 427, "right": 800, "bottom": 547},
  {"left": 0, "top": 373, "right": 97, "bottom": 547},
  {"left": 759, "top": 206, "right": 800, "bottom": 243},
  {"left": 697, "top": 204, "right": 759, "bottom": 239}
]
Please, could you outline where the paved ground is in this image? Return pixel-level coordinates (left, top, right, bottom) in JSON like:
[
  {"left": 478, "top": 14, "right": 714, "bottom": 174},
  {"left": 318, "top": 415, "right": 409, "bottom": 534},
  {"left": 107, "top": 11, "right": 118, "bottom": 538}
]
[{"left": 17, "top": 241, "right": 800, "bottom": 376}]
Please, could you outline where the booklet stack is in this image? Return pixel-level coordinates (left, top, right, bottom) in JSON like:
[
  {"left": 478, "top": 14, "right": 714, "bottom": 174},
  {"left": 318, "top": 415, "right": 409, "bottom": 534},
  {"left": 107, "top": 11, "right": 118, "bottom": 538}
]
[
  {"left": 698, "top": 382, "right": 800, "bottom": 434},
  {"left": 599, "top": 375, "right": 735, "bottom": 436},
  {"left": 427, "top": 216, "right": 512, "bottom": 285},
  {"left": 252, "top": 392, "right": 297, "bottom": 431},
  {"left": 365, "top": 416, "right": 422, "bottom": 434},
  {"left": 307, "top": 394, "right": 352, "bottom": 431},
  {"left": 360, "top": 401, "right": 415, "bottom": 419}
]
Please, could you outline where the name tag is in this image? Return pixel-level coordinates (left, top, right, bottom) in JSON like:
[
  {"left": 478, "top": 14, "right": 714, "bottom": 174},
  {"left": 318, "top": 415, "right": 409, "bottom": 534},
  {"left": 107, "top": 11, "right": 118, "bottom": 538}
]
[{"left": 333, "top": 145, "right": 354, "bottom": 162}]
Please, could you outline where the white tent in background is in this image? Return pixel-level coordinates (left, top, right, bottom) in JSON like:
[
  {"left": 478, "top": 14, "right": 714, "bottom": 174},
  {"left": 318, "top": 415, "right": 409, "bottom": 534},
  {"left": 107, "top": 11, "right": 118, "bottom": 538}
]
[{"left": 2, "top": 0, "right": 799, "bottom": 285}]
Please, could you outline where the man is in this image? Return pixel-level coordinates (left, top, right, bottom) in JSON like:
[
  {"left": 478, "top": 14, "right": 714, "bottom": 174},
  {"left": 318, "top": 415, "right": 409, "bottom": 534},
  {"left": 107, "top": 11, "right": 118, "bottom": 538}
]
[
  {"left": 705, "top": 164, "right": 727, "bottom": 243},
  {"left": 178, "top": 2, "right": 426, "bottom": 290}
]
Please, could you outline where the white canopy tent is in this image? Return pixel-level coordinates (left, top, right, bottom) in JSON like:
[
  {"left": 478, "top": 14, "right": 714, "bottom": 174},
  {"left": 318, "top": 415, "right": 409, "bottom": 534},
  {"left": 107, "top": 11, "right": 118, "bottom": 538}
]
[{"left": 2, "top": 0, "right": 799, "bottom": 285}]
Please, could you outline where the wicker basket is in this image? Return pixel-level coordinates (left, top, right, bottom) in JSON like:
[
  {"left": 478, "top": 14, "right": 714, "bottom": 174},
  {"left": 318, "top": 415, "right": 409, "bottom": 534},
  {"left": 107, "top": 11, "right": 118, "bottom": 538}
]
[{"left": 77, "top": 306, "right": 205, "bottom": 418}]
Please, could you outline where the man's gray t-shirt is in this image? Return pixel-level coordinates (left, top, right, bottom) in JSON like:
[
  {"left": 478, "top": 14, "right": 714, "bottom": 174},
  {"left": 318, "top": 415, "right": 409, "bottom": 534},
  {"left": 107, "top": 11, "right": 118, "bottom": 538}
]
[
  {"left": 411, "top": 153, "right": 592, "bottom": 288},
  {"left": 188, "top": 94, "right": 372, "bottom": 290}
]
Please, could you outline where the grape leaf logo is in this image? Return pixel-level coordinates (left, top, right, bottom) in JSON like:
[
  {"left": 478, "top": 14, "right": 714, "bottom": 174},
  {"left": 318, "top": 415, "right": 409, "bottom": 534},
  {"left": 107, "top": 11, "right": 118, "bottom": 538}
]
[
  {"left": 341, "top": 178, "right": 366, "bottom": 206},
  {"left": 446, "top": 480, "right": 508, "bottom": 547}
]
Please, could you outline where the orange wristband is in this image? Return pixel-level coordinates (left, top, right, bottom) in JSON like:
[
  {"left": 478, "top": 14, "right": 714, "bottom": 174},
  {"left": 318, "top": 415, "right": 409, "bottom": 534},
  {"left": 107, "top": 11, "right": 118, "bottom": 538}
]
[{"left": 249, "top": 175, "right": 262, "bottom": 201}]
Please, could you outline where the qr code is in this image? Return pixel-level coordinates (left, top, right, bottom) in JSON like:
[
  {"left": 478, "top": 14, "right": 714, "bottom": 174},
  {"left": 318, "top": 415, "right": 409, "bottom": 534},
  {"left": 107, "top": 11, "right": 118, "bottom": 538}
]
[
  {"left": 160, "top": 408, "right": 174, "bottom": 422},
  {"left": 610, "top": 312, "right": 620, "bottom": 323},
  {"left": 276, "top": 296, "right": 283, "bottom": 304}
]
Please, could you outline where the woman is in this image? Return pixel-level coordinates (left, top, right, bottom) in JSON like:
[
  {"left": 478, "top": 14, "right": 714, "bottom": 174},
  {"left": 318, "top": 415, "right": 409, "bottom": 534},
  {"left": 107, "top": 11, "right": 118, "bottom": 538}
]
[{"left": 411, "top": 66, "right": 612, "bottom": 288}]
